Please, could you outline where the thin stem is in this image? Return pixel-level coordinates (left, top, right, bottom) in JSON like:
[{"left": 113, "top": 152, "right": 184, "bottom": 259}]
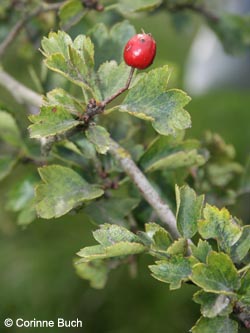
[
  {"left": 238, "top": 264, "right": 250, "bottom": 275},
  {"left": 108, "top": 138, "right": 181, "bottom": 239},
  {"left": 100, "top": 67, "right": 135, "bottom": 107},
  {"left": 0, "top": 1, "right": 65, "bottom": 58}
]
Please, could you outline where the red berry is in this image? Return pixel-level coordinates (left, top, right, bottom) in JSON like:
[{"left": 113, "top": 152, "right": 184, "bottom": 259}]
[{"left": 123, "top": 33, "right": 156, "bottom": 70}]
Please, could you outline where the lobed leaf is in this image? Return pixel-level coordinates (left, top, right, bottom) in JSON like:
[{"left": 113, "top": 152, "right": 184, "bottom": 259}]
[
  {"left": 149, "top": 256, "right": 193, "bottom": 290},
  {"left": 36, "top": 165, "right": 103, "bottom": 219},
  {"left": 29, "top": 105, "right": 81, "bottom": 139},
  {"left": 191, "top": 251, "right": 240, "bottom": 295},
  {"left": 191, "top": 240, "right": 212, "bottom": 263},
  {"left": 118, "top": 66, "right": 191, "bottom": 136},
  {"left": 193, "top": 290, "right": 233, "bottom": 318},
  {"left": 198, "top": 204, "right": 242, "bottom": 253},
  {"left": 41, "top": 31, "right": 100, "bottom": 100}
]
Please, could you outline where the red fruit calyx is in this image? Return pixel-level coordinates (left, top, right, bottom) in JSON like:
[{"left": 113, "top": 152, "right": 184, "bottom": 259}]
[{"left": 123, "top": 33, "right": 156, "bottom": 70}]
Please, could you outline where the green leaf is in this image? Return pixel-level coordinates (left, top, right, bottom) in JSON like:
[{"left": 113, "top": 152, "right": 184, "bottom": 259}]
[
  {"left": 86, "top": 125, "right": 110, "bottom": 154},
  {"left": 191, "top": 240, "right": 212, "bottom": 263},
  {"left": 0, "top": 155, "right": 18, "bottom": 181},
  {"left": 191, "top": 251, "right": 240, "bottom": 295},
  {"left": 118, "top": 66, "right": 191, "bottom": 136},
  {"left": 89, "top": 21, "right": 136, "bottom": 68},
  {"left": 151, "top": 229, "right": 172, "bottom": 252},
  {"left": 191, "top": 316, "right": 238, "bottom": 333},
  {"left": 138, "top": 222, "right": 172, "bottom": 251},
  {"left": 59, "top": 0, "right": 83, "bottom": 29},
  {"left": 44, "top": 88, "right": 85, "bottom": 116},
  {"left": 193, "top": 290, "right": 233, "bottom": 318},
  {"left": 75, "top": 137, "right": 97, "bottom": 160},
  {"left": 85, "top": 197, "right": 139, "bottom": 225},
  {"left": 28, "top": 105, "right": 81, "bottom": 139},
  {"left": 36, "top": 165, "right": 103, "bottom": 219},
  {"left": 41, "top": 31, "right": 100, "bottom": 100},
  {"left": 97, "top": 61, "right": 131, "bottom": 100},
  {"left": 74, "top": 259, "right": 108, "bottom": 289},
  {"left": 149, "top": 256, "right": 193, "bottom": 290},
  {"left": 176, "top": 185, "right": 204, "bottom": 238},
  {"left": 238, "top": 270, "right": 250, "bottom": 305},
  {"left": 140, "top": 136, "right": 205, "bottom": 172},
  {"left": 93, "top": 224, "right": 141, "bottom": 246},
  {"left": 77, "top": 242, "right": 146, "bottom": 260},
  {"left": 6, "top": 177, "right": 37, "bottom": 226},
  {"left": 0, "top": 110, "right": 23, "bottom": 147},
  {"left": 210, "top": 13, "right": 250, "bottom": 54},
  {"left": 166, "top": 238, "right": 188, "bottom": 256},
  {"left": 230, "top": 226, "right": 250, "bottom": 263},
  {"left": 198, "top": 205, "right": 242, "bottom": 253},
  {"left": 113, "top": 0, "right": 161, "bottom": 15}
]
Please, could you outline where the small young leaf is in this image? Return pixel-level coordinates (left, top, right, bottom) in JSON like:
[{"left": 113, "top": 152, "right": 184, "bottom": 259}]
[
  {"left": 86, "top": 125, "right": 110, "bottom": 154},
  {"left": 74, "top": 259, "right": 109, "bottom": 289},
  {"left": 93, "top": 224, "right": 141, "bottom": 246},
  {"left": 118, "top": 66, "right": 191, "bottom": 136},
  {"left": 176, "top": 185, "right": 204, "bottom": 238},
  {"left": 191, "top": 240, "right": 212, "bottom": 263},
  {"left": 191, "top": 316, "right": 238, "bottom": 333},
  {"left": 151, "top": 229, "right": 172, "bottom": 252},
  {"left": 193, "top": 291, "right": 233, "bottom": 318},
  {"left": 198, "top": 205, "right": 242, "bottom": 253},
  {"left": 230, "top": 226, "right": 250, "bottom": 263},
  {"left": 0, "top": 110, "right": 23, "bottom": 147},
  {"left": 149, "top": 256, "right": 193, "bottom": 290},
  {"left": 191, "top": 251, "right": 240, "bottom": 295},
  {"left": 36, "top": 165, "right": 103, "bottom": 219},
  {"left": 77, "top": 242, "right": 146, "bottom": 260},
  {"left": 41, "top": 31, "right": 100, "bottom": 100},
  {"left": 166, "top": 238, "right": 188, "bottom": 256}
]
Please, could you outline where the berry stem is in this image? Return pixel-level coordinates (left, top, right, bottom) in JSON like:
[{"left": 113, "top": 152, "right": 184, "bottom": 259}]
[{"left": 100, "top": 67, "right": 135, "bottom": 107}]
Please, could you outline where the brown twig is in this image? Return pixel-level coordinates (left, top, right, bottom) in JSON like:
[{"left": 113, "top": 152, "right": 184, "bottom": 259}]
[{"left": 100, "top": 67, "right": 135, "bottom": 107}]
